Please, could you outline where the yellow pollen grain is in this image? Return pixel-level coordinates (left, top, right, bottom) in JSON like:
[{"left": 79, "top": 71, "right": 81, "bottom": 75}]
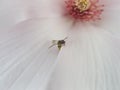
[{"left": 75, "top": 0, "right": 91, "bottom": 12}]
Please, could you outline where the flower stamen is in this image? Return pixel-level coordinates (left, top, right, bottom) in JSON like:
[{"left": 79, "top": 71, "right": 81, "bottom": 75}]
[
  {"left": 65, "top": 0, "right": 104, "bottom": 21},
  {"left": 75, "top": 0, "right": 91, "bottom": 12}
]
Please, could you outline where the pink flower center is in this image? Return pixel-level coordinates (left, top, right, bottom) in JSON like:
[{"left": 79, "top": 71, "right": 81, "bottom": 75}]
[{"left": 65, "top": 0, "right": 104, "bottom": 21}]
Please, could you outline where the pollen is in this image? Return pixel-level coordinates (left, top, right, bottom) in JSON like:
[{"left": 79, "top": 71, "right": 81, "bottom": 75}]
[
  {"left": 65, "top": 0, "right": 104, "bottom": 21},
  {"left": 75, "top": 0, "right": 91, "bottom": 12}
]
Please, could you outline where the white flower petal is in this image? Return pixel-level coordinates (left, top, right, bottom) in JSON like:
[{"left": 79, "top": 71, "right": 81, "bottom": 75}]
[
  {"left": 96, "top": 0, "right": 120, "bottom": 35},
  {"left": 0, "top": 18, "right": 71, "bottom": 90},
  {"left": 0, "top": 0, "right": 64, "bottom": 30},
  {"left": 47, "top": 26, "right": 120, "bottom": 90}
]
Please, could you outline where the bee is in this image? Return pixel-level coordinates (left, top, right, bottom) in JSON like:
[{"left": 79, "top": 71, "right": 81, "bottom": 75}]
[{"left": 49, "top": 37, "right": 68, "bottom": 50}]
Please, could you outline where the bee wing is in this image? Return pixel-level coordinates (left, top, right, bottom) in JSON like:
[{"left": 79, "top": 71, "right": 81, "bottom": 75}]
[
  {"left": 47, "top": 40, "right": 57, "bottom": 49},
  {"left": 64, "top": 37, "right": 68, "bottom": 40},
  {"left": 52, "top": 40, "right": 58, "bottom": 44}
]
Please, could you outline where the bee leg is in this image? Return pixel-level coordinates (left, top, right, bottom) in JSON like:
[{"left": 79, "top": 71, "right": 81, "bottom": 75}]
[{"left": 49, "top": 43, "right": 57, "bottom": 49}]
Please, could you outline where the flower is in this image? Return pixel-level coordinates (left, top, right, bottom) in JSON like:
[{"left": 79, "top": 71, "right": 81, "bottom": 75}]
[
  {"left": 0, "top": 0, "right": 120, "bottom": 90},
  {"left": 65, "top": 0, "right": 104, "bottom": 21}
]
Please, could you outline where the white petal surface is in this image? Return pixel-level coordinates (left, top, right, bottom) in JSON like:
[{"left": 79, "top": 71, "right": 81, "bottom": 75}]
[
  {"left": 95, "top": 0, "right": 120, "bottom": 35},
  {"left": 0, "top": 0, "right": 64, "bottom": 31},
  {"left": 47, "top": 25, "right": 120, "bottom": 90},
  {"left": 0, "top": 18, "right": 72, "bottom": 90},
  {"left": 0, "top": 0, "right": 120, "bottom": 90}
]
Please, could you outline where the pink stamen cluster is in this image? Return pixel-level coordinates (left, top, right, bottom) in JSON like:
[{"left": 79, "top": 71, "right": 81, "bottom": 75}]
[{"left": 65, "top": 0, "right": 104, "bottom": 21}]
